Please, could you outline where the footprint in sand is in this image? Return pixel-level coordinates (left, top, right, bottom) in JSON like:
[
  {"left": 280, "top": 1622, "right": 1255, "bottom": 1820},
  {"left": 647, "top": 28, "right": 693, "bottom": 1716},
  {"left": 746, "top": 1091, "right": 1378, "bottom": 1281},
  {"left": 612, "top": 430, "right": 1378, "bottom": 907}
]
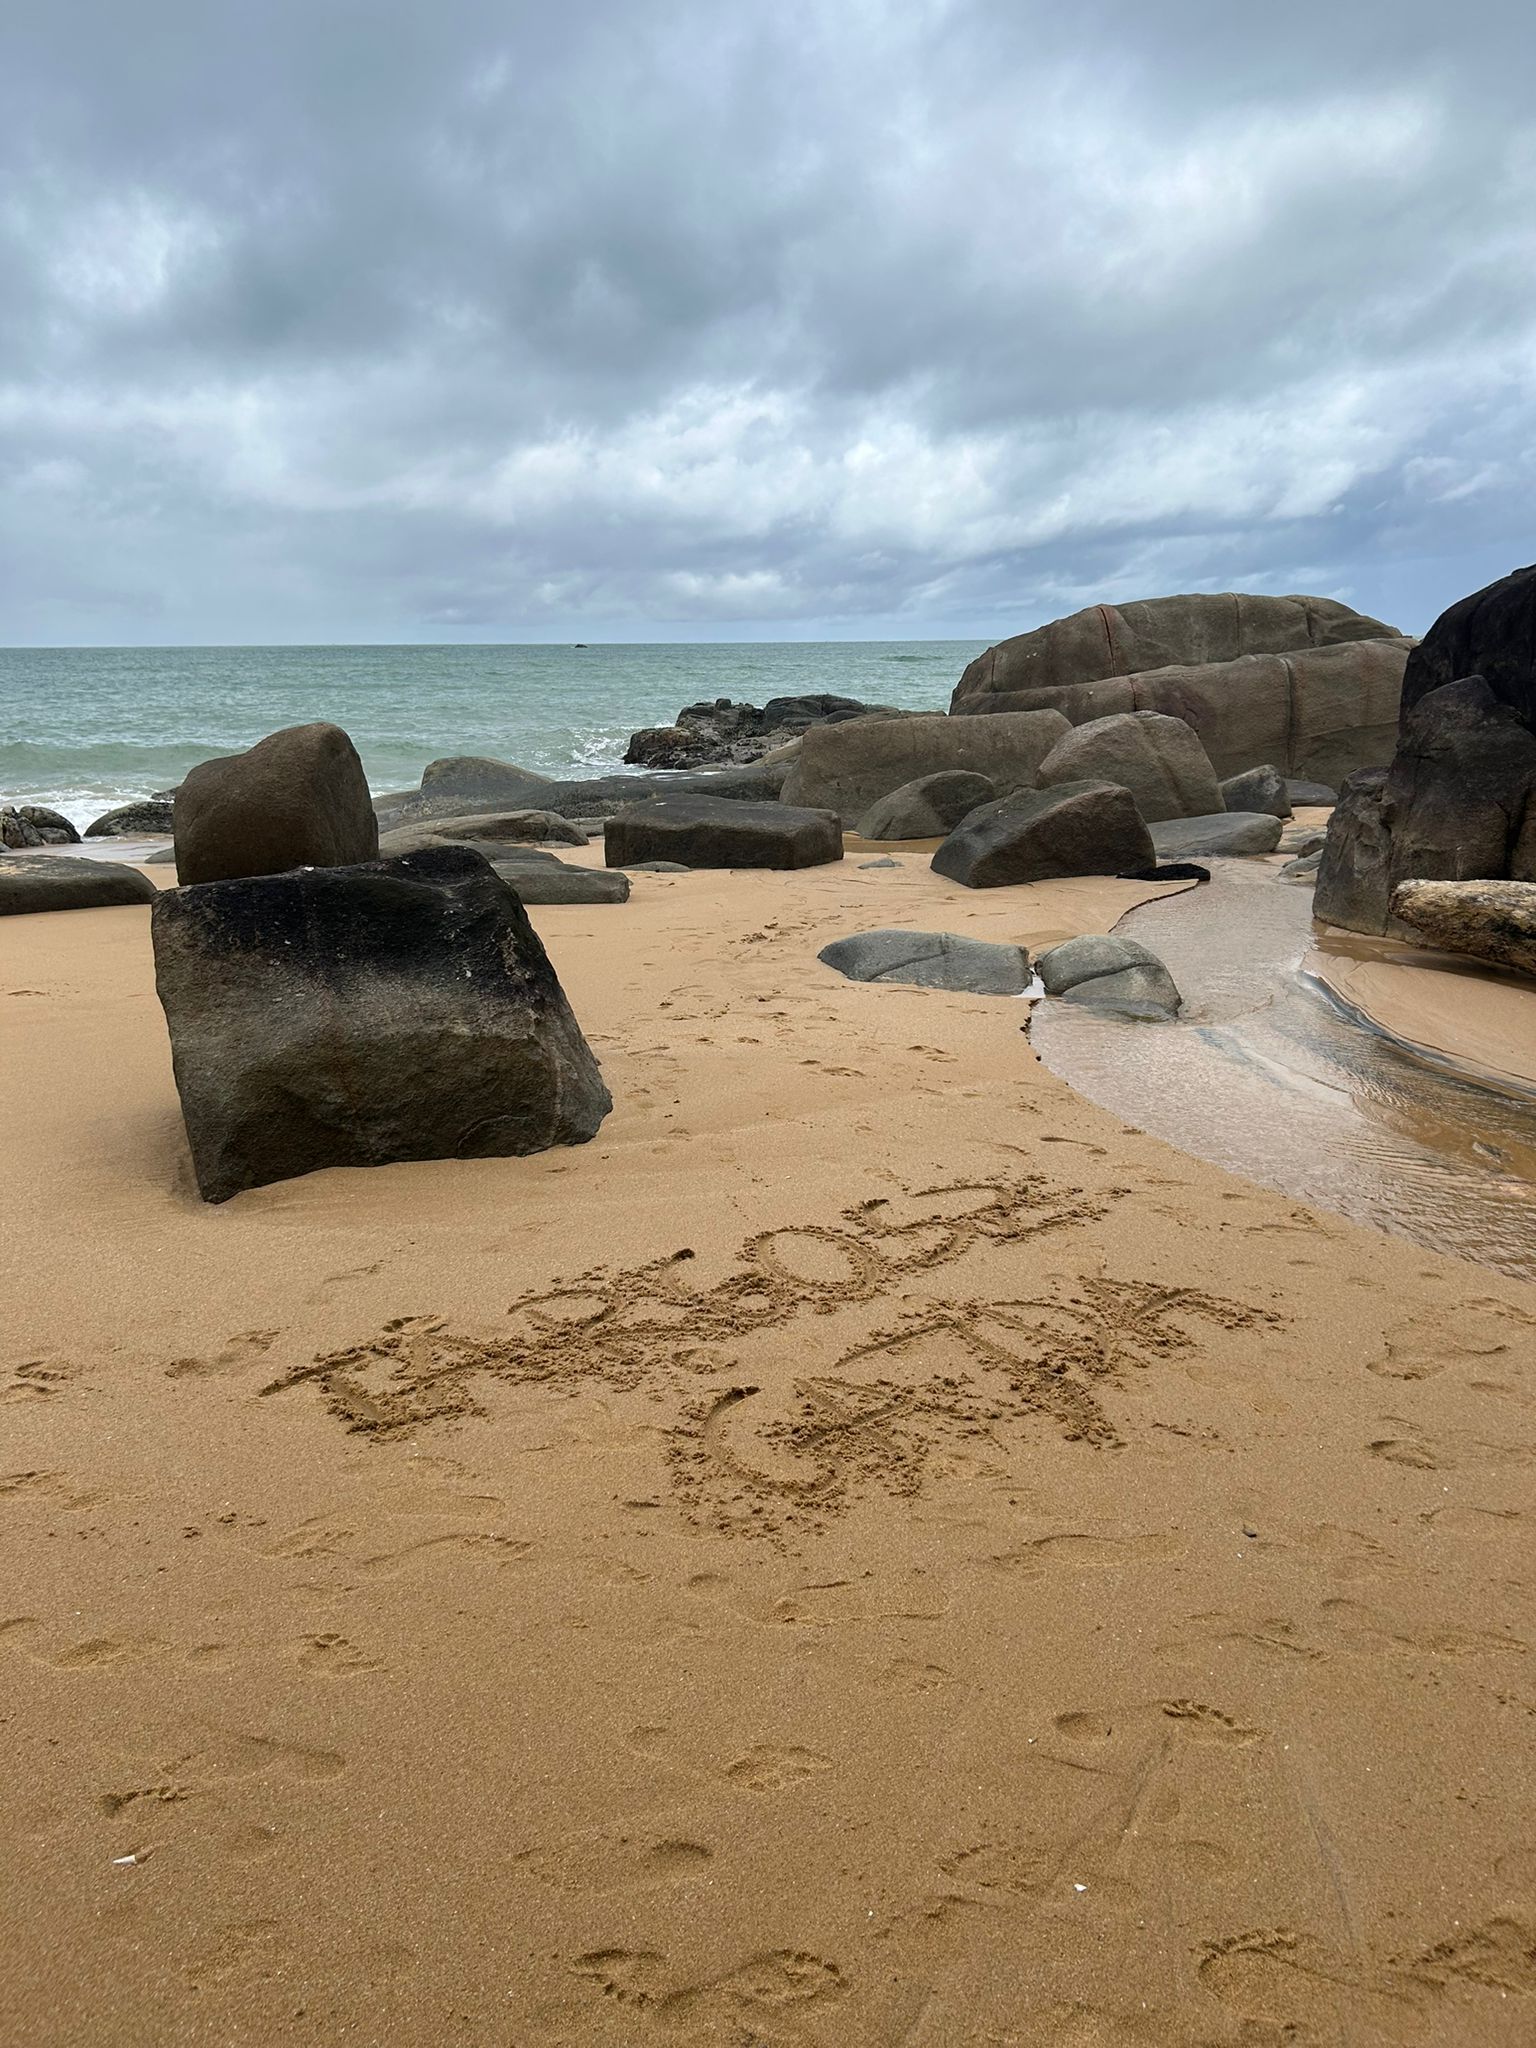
[
  {"left": 572, "top": 1946, "right": 847, "bottom": 2027},
  {"left": 722, "top": 1743, "right": 833, "bottom": 1794},
  {"left": 517, "top": 1826, "right": 714, "bottom": 1895},
  {"left": 990, "top": 1531, "right": 1184, "bottom": 1576},
  {"left": 165, "top": 1328, "right": 282, "bottom": 1380},
  {"left": 294, "top": 1632, "right": 384, "bottom": 1677}
]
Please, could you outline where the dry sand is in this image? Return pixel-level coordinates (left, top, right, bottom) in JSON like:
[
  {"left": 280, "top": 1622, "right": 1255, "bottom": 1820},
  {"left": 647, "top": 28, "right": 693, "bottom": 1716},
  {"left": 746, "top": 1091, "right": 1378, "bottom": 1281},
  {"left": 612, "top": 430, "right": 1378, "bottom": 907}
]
[{"left": 3, "top": 843, "right": 1536, "bottom": 2047}]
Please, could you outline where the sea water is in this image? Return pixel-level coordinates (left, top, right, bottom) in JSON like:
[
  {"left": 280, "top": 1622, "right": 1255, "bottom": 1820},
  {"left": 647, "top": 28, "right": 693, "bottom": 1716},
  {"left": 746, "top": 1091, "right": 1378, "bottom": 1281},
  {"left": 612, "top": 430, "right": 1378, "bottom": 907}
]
[{"left": 0, "top": 641, "right": 985, "bottom": 829}]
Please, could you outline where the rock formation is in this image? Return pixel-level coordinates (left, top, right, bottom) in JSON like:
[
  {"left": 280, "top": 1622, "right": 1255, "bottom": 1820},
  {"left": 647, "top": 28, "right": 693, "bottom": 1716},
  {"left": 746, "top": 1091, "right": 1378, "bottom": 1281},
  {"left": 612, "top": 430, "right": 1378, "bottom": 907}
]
[
  {"left": 1390, "top": 879, "right": 1536, "bottom": 979},
  {"left": 605, "top": 795, "right": 843, "bottom": 871},
  {"left": 930, "top": 781, "right": 1153, "bottom": 889},
  {"left": 1035, "top": 711, "right": 1222, "bottom": 823},
  {"left": 781, "top": 710, "right": 1070, "bottom": 826},
  {"left": 173, "top": 723, "right": 378, "bottom": 885}
]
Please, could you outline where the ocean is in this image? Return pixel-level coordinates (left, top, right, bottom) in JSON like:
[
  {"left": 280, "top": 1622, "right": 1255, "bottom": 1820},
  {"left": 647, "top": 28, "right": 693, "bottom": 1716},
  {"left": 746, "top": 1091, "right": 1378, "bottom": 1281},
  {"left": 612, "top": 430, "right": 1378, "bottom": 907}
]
[{"left": 0, "top": 641, "right": 986, "bottom": 830}]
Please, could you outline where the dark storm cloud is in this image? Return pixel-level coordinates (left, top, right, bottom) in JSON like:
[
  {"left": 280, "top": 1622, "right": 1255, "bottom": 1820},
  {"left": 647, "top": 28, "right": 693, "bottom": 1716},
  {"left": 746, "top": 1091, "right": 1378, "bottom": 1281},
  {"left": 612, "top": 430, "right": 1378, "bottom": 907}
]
[{"left": 0, "top": 0, "right": 1532, "bottom": 641}]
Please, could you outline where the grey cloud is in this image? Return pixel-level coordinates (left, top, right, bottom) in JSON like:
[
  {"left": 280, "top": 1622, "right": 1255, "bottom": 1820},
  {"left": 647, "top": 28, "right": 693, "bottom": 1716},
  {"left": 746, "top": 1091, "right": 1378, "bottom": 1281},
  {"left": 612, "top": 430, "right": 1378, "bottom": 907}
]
[{"left": 1, "top": 0, "right": 1533, "bottom": 642}]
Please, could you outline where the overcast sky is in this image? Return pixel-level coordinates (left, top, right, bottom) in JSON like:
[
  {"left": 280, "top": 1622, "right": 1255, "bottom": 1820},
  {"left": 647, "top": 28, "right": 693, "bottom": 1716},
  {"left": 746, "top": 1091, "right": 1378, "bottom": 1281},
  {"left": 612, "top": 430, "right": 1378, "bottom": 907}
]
[{"left": 1, "top": 0, "right": 1532, "bottom": 645}]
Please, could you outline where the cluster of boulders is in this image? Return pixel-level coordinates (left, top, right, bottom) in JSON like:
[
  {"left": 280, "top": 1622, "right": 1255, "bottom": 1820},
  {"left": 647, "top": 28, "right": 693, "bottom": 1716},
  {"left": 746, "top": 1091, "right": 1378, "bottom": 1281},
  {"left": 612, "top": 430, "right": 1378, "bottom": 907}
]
[
  {"left": 625, "top": 692, "right": 903, "bottom": 770},
  {"left": 1, "top": 804, "right": 79, "bottom": 848}
]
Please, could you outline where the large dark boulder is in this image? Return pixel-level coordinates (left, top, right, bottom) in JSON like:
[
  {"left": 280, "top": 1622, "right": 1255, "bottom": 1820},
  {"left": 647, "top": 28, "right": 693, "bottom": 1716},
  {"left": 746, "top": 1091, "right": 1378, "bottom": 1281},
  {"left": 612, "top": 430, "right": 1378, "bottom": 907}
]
[
  {"left": 1036, "top": 711, "right": 1221, "bottom": 822},
  {"left": 1148, "top": 811, "right": 1284, "bottom": 859},
  {"left": 1315, "top": 679, "right": 1536, "bottom": 935},
  {"left": 818, "top": 928, "right": 1030, "bottom": 994},
  {"left": 0, "top": 852, "right": 158, "bottom": 915},
  {"left": 174, "top": 723, "right": 378, "bottom": 886},
  {"left": 625, "top": 694, "right": 901, "bottom": 769},
  {"left": 930, "top": 780, "right": 1154, "bottom": 889},
  {"left": 85, "top": 799, "right": 176, "bottom": 838},
  {"left": 3, "top": 804, "right": 79, "bottom": 847},
  {"left": 150, "top": 846, "right": 611, "bottom": 1203},
  {"left": 605, "top": 795, "right": 842, "bottom": 870},
  {"left": 855, "top": 771, "right": 997, "bottom": 841},
  {"left": 781, "top": 709, "right": 1070, "bottom": 825},
  {"left": 1, "top": 807, "right": 43, "bottom": 848},
  {"left": 1400, "top": 564, "right": 1536, "bottom": 730},
  {"left": 492, "top": 861, "right": 630, "bottom": 905},
  {"left": 951, "top": 595, "right": 1410, "bottom": 785}
]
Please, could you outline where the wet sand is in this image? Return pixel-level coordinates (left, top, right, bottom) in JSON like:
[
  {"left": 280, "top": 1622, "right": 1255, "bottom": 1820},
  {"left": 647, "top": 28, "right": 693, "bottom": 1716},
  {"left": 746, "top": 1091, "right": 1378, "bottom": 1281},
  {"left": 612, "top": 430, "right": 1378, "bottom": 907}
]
[{"left": 4, "top": 846, "right": 1536, "bottom": 2046}]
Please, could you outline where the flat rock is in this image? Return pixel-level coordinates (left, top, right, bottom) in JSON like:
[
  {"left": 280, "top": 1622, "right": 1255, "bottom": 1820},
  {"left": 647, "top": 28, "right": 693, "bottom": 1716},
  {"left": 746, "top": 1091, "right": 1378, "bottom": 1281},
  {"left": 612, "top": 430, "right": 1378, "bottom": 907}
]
[
  {"left": 819, "top": 928, "right": 1030, "bottom": 995},
  {"left": 85, "top": 799, "right": 176, "bottom": 838},
  {"left": 1149, "top": 811, "right": 1283, "bottom": 858},
  {"left": 858, "top": 857, "right": 900, "bottom": 869},
  {"left": 1279, "top": 851, "right": 1323, "bottom": 882},
  {"left": 150, "top": 845, "right": 612, "bottom": 1202},
  {"left": 1285, "top": 778, "right": 1338, "bottom": 807},
  {"left": 1220, "top": 764, "right": 1292, "bottom": 818},
  {"left": 619, "top": 860, "right": 690, "bottom": 873},
  {"left": 1390, "top": 879, "right": 1536, "bottom": 979},
  {"left": 855, "top": 770, "right": 997, "bottom": 841},
  {"left": 1036, "top": 934, "right": 1182, "bottom": 1019},
  {"left": 1037, "top": 710, "right": 1222, "bottom": 822},
  {"left": 931, "top": 780, "right": 1154, "bottom": 889},
  {"left": 605, "top": 796, "right": 842, "bottom": 871},
  {"left": 414, "top": 758, "right": 789, "bottom": 820},
  {"left": 492, "top": 862, "right": 631, "bottom": 904},
  {"left": 0, "top": 852, "right": 158, "bottom": 915},
  {"left": 417, "top": 809, "right": 587, "bottom": 847},
  {"left": 173, "top": 722, "right": 378, "bottom": 885}
]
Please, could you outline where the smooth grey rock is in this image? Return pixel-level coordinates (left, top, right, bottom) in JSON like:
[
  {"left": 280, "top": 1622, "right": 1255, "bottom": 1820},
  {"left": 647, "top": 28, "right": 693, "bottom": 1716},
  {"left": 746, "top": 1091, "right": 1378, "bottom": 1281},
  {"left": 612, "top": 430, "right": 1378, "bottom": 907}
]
[
  {"left": 1278, "top": 829, "right": 1327, "bottom": 857},
  {"left": 781, "top": 710, "right": 1070, "bottom": 826},
  {"left": 414, "top": 757, "right": 788, "bottom": 819},
  {"left": 619, "top": 860, "right": 691, "bottom": 873},
  {"left": 173, "top": 723, "right": 378, "bottom": 885},
  {"left": 858, "top": 857, "right": 900, "bottom": 869},
  {"left": 1279, "top": 851, "right": 1323, "bottom": 883},
  {"left": 85, "top": 799, "right": 176, "bottom": 838},
  {"left": 150, "top": 846, "right": 611, "bottom": 1203},
  {"left": 855, "top": 771, "right": 998, "bottom": 841},
  {"left": 605, "top": 796, "right": 842, "bottom": 871},
  {"left": 1036, "top": 934, "right": 1182, "bottom": 1019},
  {"left": 819, "top": 928, "right": 1030, "bottom": 995},
  {"left": 0, "top": 852, "right": 158, "bottom": 915},
  {"left": 1149, "top": 811, "right": 1284, "bottom": 859},
  {"left": 931, "top": 780, "right": 1154, "bottom": 889},
  {"left": 1037, "top": 711, "right": 1222, "bottom": 822},
  {"left": 1286, "top": 778, "right": 1338, "bottom": 807},
  {"left": 1220, "top": 764, "right": 1292, "bottom": 818},
  {"left": 493, "top": 862, "right": 631, "bottom": 904},
  {"left": 1390, "top": 879, "right": 1536, "bottom": 978},
  {"left": 1315, "top": 679, "right": 1536, "bottom": 936}
]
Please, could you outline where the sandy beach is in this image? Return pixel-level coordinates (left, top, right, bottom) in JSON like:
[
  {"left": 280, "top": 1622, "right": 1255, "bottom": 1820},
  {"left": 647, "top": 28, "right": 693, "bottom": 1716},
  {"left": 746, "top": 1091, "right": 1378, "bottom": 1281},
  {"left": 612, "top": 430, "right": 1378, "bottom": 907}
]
[{"left": 4, "top": 845, "right": 1536, "bottom": 2047}]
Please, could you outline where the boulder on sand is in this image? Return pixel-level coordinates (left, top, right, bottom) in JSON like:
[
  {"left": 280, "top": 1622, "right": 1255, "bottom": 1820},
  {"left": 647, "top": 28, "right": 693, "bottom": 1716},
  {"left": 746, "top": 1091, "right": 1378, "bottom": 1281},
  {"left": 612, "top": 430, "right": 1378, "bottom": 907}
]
[
  {"left": 415, "top": 756, "right": 789, "bottom": 820},
  {"left": 3, "top": 804, "right": 79, "bottom": 847},
  {"left": 1390, "top": 879, "right": 1536, "bottom": 979},
  {"left": 1219, "top": 765, "right": 1291, "bottom": 818},
  {"left": 85, "top": 799, "right": 176, "bottom": 838},
  {"left": 781, "top": 710, "right": 1070, "bottom": 826},
  {"left": 173, "top": 723, "right": 378, "bottom": 886},
  {"left": 931, "top": 780, "right": 1154, "bottom": 889},
  {"left": 1149, "top": 811, "right": 1284, "bottom": 859},
  {"left": 1036, "top": 934, "right": 1182, "bottom": 1020},
  {"left": 150, "top": 846, "right": 612, "bottom": 1203},
  {"left": 1315, "top": 679, "right": 1536, "bottom": 936},
  {"left": 855, "top": 771, "right": 998, "bottom": 841},
  {"left": 400, "top": 809, "right": 587, "bottom": 848},
  {"left": 605, "top": 796, "right": 842, "bottom": 871},
  {"left": 494, "top": 861, "right": 631, "bottom": 905},
  {"left": 0, "top": 852, "right": 158, "bottom": 916},
  {"left": 1036, "top": 711, "right": 1222, "bottom": 823},
  {"left": 818, "top": 928, "right": 1030, "bottom": 995}
]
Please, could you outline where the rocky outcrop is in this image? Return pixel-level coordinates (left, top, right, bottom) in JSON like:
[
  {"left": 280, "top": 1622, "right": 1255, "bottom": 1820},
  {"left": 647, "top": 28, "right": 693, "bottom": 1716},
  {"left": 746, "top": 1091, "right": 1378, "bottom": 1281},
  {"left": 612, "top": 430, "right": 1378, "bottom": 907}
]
[
  {"left": 855, "top": 772, "right": 997, "bottom": 841},
  {"left": 150, "top": 845, "right": 612, "bottom": 1202},
  {"left": 1390, "top": 879, "right": 1536, "bottom": 979},
  {"left": 84, "top": 799, "right": 176, "bottom": 837},
  {"left": 626, "top": 694, "right": 901, "bottom": 770},
  {"left": 1219, "top": 765, "right": 1291, "bottom": 818},
  {"left": 399, "top": 809, "right": 588, "bottom": 848},
  {"left": 930, "top": 781, "right": 1153, "bottom": 889},
  {"left": 2, "top": 805, "right": 79, "bottom": 847},
  {"left": 951, "top": 594, "right": 1410, "bottom": 785},
  {"left": 1400, "top": 563, "right": 1536, "bottom": 730},
  {"left": 1315, "top": 680, "right": 1536, "bottom": 936},
  {"left": 781, "top": 709, "right": 1070, "bottom": 826},
  {"left": 173, "top": 723, "right": 378, "bottom": 886},
  {"left": 1036, "top": 935, "right": 1182, "bottom": 1020},
  {"left": 0, "top": 852, "right": 158, "bottom": 915},
  {"left": 1036, "top": 711, "right": 1222, "bottom": 822},
  {"left": 605, "top": 795, "right": 843, "bottom": 871},
  {"left": 818, "top": 928, "right": 1030, "bottom": 995},
  {"left": 1, "top": 807, "right": 43, "bottom": 848},
  {"left": 413, "top": 758, "right": 790, "bottom": 821},
  {"left": 1149, "top": 812, "right": 1284, "bottom": 859}
]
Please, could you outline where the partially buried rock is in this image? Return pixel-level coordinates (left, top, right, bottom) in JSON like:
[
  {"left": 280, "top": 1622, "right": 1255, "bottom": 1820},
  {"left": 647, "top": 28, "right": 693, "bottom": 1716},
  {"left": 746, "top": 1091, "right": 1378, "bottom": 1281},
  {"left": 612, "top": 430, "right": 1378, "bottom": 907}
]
[
  {"left": 174, "top": 722, "right": 378, "bottom": 885},
  {"left": 0, "top": 852, "right": 157, "bottom": 915},
  {"left": 1036, "top": 711, "right": 1222, "bottom": 823},
  {"left": 855, "top": 771, "right": 997, "bottom": 842},
  {"left": 151, "top": 846, "right": 612, "bottom": 1202},
  {"left": 1390, "top": 880, "right": 1536, "bottom": 979},
  {"left": 493, "top": 861, "right": 631, "bottom": 904},
  {"left": 819, "top": 929, "right": 1030, "bottom": 995},
  {"left": 931, "top": 780, "right": 1154, "bottom": 889},
  {"left": 1036, "top": 935, "right": 1182, "bottom": 1020},
  {"left": 1285, "top": 778, "right": 1338, "bottom": 808},
  {"left": 605, "top": 795, "right": 842, "bottom": 870},
  {"left": 1149, "top": 812, "right": 1283, "bottom": 859},
  {"left": 1219, "top": 765, "right": 1292, "bottom": 818},
  {"left": 84, "top": 799, "right": 175, "bottom": 837}
]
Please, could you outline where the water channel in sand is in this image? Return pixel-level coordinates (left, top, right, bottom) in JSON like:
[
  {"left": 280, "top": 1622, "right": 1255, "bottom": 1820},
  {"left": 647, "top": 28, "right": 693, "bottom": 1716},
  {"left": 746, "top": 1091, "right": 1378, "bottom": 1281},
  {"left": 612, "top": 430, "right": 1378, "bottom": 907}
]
[{"left": 1030, "top": 861, "right": 1536, "bottom": 1283}]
